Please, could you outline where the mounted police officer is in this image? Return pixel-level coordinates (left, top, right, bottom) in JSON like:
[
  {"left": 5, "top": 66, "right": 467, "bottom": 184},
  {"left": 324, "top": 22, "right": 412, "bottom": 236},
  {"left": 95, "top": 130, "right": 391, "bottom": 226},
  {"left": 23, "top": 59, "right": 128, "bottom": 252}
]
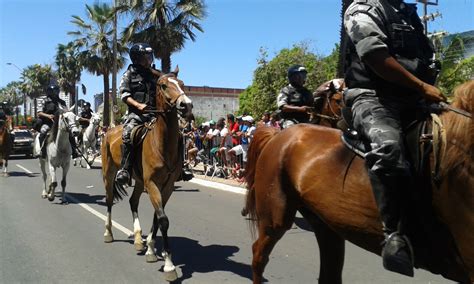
[
  {"left": 116, "top": 43, "right": 158, "bottom": 185},
  {"left": 37, "top": 83, "right": 80, "bottom": 158},
  {"left": 0, "top": 101, "right": 13, "bottom": 129},
  {"left": 344, "top": 0, "right": 446, "bottom": 277},
  {"left": 277, "top": 65, "right": 313, "bottom": 129},
  {"left": 78, "top": 102, "right": 93, "bottom": 145}
]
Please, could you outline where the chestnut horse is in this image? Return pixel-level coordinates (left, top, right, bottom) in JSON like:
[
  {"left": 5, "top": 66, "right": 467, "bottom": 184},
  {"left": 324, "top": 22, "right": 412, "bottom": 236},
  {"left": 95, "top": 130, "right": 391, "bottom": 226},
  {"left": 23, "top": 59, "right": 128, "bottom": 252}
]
[
  {"left": 101, "top": 67, "right": 192, "bottom": 281},
  {"left": 244, "top": 80, "right": 474, "bottom": 283},
  {"left": 310, "top": 78, "right": 345, "bottom": 128},
  {"left": 0, "top": 118, "right": 12, "bottom": 177}
]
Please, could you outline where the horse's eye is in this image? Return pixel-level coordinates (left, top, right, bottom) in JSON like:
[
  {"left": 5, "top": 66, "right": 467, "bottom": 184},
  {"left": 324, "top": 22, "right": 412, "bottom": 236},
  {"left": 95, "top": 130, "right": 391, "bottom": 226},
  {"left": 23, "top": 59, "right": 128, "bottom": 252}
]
[{"left": 160, "top": 84, "right": 167, "bottom": 90}]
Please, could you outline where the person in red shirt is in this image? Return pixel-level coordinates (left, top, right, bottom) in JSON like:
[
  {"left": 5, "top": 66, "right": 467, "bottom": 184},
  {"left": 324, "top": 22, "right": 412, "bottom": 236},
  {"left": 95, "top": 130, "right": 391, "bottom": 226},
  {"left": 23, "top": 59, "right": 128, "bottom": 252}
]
[{"left": 226, "top": 114, "right": 240, "bottom": 146}]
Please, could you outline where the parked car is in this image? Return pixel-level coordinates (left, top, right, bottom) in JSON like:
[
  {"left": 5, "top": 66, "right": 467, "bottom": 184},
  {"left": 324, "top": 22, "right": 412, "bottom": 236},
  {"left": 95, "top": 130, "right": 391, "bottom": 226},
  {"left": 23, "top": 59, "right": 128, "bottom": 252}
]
[{"left": 11, "top": 129, "right": 34, "bottom": 157}]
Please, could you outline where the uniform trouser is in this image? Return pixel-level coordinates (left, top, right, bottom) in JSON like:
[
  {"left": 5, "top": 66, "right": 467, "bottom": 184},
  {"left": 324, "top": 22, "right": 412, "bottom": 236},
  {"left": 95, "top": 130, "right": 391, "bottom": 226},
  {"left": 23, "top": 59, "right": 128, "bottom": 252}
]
[
  {"left": 281, "top": 118, "right": 308, "bottom": 129},
  {"left": 352, "top": 95, "right": 415, "bottom": 234}
]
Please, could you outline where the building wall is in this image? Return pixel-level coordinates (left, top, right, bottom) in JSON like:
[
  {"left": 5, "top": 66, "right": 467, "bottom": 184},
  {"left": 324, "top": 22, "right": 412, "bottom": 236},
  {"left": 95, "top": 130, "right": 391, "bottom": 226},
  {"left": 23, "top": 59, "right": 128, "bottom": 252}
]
[{"left": 184, "top": 86, "right": 243, "bottom": 121}]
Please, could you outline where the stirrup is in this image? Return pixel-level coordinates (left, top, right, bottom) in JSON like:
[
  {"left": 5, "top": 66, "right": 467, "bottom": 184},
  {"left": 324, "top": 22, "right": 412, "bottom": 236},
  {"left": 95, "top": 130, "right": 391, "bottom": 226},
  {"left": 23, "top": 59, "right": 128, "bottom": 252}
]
[
  {"left": 382, "top": 232, "right": 414, "bottom": 277},
  {"left": 115, "top": 169, "right": 130, "bottom": 185}
]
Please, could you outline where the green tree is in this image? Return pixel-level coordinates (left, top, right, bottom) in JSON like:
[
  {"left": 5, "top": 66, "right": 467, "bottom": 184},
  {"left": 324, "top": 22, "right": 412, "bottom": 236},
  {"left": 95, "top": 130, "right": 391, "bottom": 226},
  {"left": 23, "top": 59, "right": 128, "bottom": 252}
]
[
  {"left": 437, "top": 35, "right": 474, "bottom": 95},
  {"left": 238, "top": 43, "right": 339, "bottom": 119},
  {"left": 0, "top": 81, "right": 23, "bottom": 106},
  {"left": 69, "top": 3, "right": 127, "bottom": 126},
  {"left": 55, "top": 41, "right": 83, "bottom": 108},
  {"left": 123, "top": 0, "right": 207, "bottom": 73},
  {"left": 20, "top": 64, "right": 55, "bottom": 117}
]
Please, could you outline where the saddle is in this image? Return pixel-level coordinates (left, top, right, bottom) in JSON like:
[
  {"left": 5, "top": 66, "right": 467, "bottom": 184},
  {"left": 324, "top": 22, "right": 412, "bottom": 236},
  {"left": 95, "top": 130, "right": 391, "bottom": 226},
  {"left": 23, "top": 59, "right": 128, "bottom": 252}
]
[{"left": 130, "top": 118, "right": 157, "bottom": 146}]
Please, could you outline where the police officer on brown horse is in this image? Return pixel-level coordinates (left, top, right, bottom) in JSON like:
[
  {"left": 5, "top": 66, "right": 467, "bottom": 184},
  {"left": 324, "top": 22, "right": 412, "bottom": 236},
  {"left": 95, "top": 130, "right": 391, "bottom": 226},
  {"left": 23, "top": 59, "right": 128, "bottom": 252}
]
[
  {"left": 116, "top": 43, "right": 158, "bottom": 185},
  {"left": 277, "top": 65, "right": 314, "bottom": 129},
  {"left": 344, "top": 0, "right": 447, "bottom": 277}
]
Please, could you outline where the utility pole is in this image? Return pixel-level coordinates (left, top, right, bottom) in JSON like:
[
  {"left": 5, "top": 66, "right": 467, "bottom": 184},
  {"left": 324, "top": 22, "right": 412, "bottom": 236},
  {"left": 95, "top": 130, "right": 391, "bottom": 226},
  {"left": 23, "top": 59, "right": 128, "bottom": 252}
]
[
  {"left": 416, "top": 0, "right": 440, "bottom": 35},
  {"left": 111, "top": 0, "right": 118, "bottom": 127}
]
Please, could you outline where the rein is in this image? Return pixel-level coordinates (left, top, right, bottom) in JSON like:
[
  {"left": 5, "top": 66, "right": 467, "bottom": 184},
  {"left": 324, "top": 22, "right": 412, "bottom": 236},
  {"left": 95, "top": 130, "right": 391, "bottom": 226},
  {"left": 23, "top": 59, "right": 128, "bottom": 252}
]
[{"left": 439, "top": 102, "right": 472, "bottom": 119}]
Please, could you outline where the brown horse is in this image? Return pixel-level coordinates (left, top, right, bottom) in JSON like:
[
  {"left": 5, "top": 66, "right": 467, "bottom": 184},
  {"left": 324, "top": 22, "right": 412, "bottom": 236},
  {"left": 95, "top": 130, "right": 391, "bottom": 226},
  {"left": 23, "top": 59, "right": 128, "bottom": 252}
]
[
  {"left": 0, "top": 117, "right": 12, "bottom": 176},
  {"left": 310, "top": 78, "right": 345, "bottom": 128},
  {"left": 101, "top": 67, "right": 192, "bottom": 281},
  {"left": 244, "top": 80, "right": 474, "bottom": 283}
]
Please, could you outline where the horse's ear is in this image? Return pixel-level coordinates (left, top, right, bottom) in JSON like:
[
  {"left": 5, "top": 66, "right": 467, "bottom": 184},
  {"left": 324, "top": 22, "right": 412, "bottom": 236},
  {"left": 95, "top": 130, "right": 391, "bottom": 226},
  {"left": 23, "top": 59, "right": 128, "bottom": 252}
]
[
  {"left": 172, "top": 65, "right": 179, "bottom": 77},
  {"left": 329, "top": 81, "right": 337, "bottom": 93}
]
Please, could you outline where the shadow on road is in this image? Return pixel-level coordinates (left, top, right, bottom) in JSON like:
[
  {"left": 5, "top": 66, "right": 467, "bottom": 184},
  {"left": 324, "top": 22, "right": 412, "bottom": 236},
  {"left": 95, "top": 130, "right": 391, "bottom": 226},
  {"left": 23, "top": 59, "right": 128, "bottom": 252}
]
[
  {"left": 164, "top": 236, "right": 253, "bottom": 283},
  {"left": 66, "top": 192, "right": 106, "bottom": 206},
  {"left": 3, "top": 171, "right": 38, "bottom": 178}
]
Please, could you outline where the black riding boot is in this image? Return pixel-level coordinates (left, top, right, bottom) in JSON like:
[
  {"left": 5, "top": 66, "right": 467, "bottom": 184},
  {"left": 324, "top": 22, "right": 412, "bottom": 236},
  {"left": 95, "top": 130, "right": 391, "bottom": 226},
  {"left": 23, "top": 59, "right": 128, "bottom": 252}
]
[
  {"left": 116, "top": 144, "right": 133, "bottom": 186},
  {"left": 39, "top": 132, "right": 47, "bottom": 158},
  {"left": 69, "top": 134, "right": 80, "bottom": 159},
  {"left": 368, "top": 171, "right": 414, "bottom": 277},
  {"left": 177, "top": 136, "right": 194, "bottom": 182}
]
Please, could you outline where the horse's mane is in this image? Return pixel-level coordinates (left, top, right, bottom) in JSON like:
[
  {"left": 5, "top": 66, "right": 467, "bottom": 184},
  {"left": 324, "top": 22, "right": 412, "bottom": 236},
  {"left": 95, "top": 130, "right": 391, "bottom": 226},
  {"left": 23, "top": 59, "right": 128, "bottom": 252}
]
[
  {"left": 440, "top": 80, "right": 474, "bottom": 183},
  {"left": 48, "top": 112, "right": 61, "bottom": 144}
]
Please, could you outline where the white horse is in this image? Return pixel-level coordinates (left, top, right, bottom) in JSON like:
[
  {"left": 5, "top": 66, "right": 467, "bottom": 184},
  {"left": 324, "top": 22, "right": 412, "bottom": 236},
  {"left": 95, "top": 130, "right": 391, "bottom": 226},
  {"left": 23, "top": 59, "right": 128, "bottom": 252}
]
[
  {"left": 74, "top": 112, "right": 101, "bottom": 169},
  {"left": 34, "top": 110, "right": 80, "bottom": 203}
]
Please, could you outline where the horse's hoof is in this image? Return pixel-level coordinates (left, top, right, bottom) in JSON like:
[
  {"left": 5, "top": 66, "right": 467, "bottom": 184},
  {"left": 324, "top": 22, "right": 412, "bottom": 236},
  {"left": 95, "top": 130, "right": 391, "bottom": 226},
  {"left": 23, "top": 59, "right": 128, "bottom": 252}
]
[
  {"left": 163, "top": 269, "right": 178, "bottom": 282},
  {"left": 104, "top": 234, "right": 114, "bottom": 243},
  {"left": 146, "top": 254, "right": 159, "bottom": 263},
  {"left": 241, "top": 207, "right": 248, "bottom": 216},
  {"left": 134, "top": 242, "right": 145, "bottom": 252},
  {"left": 48, "top": 195, "right": 55, "bottom": 202},
  {"left": 41, "top": 194, "right": 47, "bottom": 199}
]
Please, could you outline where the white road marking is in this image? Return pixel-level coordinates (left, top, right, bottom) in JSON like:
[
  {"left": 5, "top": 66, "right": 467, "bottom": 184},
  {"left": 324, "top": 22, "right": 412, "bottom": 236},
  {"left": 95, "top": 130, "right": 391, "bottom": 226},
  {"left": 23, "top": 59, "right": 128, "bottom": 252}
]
[
  {"left": 16, "top": 164, "right": 133, "bottom": 237},
  {"left": 188, "top": 178, "right": 247, "bottom": 195}
]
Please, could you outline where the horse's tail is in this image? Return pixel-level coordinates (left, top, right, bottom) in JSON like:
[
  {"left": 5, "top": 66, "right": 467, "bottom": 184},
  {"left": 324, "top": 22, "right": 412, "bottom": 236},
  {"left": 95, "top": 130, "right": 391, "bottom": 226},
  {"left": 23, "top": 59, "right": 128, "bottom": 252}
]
[
  {"left": 101, "top": 131, "right": 127, "bottom": 201},
  {"left": 244, "top": 126, "right": 280, "bottom": 238}
]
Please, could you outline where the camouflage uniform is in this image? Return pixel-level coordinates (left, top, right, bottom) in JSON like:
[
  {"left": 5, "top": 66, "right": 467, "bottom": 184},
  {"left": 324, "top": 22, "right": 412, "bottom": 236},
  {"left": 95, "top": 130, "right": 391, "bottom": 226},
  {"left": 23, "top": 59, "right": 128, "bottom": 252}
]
[
  {"left": 277, "top": 84, "right": 313, "bottom": 128},
  {"left": 119, "top": 64, "right": 157, "bottom": 146},
  {"left": 344, "top": 0, "right": 437, "bottom": 276}
]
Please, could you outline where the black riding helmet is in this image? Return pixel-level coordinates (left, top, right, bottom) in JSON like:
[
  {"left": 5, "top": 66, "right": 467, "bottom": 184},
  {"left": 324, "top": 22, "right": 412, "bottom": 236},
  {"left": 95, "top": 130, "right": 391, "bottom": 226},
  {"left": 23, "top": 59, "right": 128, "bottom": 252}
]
[
  {"left": 129, "top": 43, "right": 154, "bottom": 65},
  {"left": 46, "top": 83, "right": 60, "bottom": 97},
  {"left": 287, "top": 65, "right": 307, "bottom": 80}
]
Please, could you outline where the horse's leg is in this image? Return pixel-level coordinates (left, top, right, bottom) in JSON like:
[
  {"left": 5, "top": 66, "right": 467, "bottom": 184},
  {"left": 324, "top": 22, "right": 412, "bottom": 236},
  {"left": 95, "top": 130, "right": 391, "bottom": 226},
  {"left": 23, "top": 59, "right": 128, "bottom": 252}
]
[
  {"left": 252, "top": 187, "right": 297, "bottom": 284},
  {"left": 129, "top": 181, "right": 144, "bottom": 251},
  {"left": 299, "top": 207, "right": 345, "bottom": 284},
  {"left": 47, "top": 162, "right": 57, "bottom": 202},
  {"left": 146, "top": 181, "right": 178, "bottom": 281},
  {"left": 60, "top": 162, "right": 70, "bottom": 204},
  {"left": 145, "top": 214, "right": 159, "bottom": 263},
  {"left": 103, "top": 173, "right": 115, "bottom": 243},
  {"left": 2, "top": 158, "right": 8, "bottom": 176},
  {"left": 39, "top": 158, "right": 48, "bottom": 198}
]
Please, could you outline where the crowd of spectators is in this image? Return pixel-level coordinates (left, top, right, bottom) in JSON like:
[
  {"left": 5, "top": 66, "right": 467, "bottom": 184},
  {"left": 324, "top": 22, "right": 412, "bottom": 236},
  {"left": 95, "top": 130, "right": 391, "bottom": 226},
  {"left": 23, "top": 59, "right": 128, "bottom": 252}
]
[{"left": 180, "top": 111, "right": 281, "bottom": 182}]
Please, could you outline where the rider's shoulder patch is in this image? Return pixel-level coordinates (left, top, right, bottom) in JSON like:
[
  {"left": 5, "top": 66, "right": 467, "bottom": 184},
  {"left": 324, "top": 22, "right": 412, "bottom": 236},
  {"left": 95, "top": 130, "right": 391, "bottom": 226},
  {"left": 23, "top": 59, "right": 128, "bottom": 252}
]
[{"left": 347, "top": 1, "right": 374, "bottom": 16}]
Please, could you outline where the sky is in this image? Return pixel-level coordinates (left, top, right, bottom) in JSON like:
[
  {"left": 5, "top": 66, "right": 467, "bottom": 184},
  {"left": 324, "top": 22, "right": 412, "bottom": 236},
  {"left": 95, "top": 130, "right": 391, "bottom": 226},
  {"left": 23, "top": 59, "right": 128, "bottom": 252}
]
[{"left": 1, "top": 0, "right": 473, "bottom": 104}]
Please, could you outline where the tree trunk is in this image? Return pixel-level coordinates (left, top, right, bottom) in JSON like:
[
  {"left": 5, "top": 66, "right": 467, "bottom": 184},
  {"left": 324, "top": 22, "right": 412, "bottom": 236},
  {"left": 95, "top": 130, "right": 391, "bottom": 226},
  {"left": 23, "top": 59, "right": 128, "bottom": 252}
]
[
  {"left": 103, "top": 73, "right": 110, "bottom": 127},
  {"left": 161, "top": 52, "right": 171, "bottom": 74}
]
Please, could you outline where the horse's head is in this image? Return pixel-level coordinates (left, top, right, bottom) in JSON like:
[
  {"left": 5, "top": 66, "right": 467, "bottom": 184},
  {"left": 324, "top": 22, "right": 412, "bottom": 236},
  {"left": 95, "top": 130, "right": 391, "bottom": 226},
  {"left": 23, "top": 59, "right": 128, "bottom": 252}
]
[
  {"left": 311, "top": 78, "right": 345, "bottom": 127},
  {"left": 90, "top": 113, "right": 101, "bottom": 126},
  {"left": 155, "top": 66, "right": 193, "bottom": 118},
  {"left": 61, "top": 111, "right": 80, "bottom": 137}
]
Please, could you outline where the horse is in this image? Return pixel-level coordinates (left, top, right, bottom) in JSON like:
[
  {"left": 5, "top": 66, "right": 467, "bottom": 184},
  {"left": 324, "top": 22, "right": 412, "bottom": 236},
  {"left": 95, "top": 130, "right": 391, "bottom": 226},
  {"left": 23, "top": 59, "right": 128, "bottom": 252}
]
[
  {"left": 0, "top": 118, "right": 12, "bottom": 177},
  {"left": 101, "top": 66, "right": 193, "bottom": 282},
  {"left": 310, "top": 78, "right": 345, "bottom": 128},
  {"left": 74, "top": 112, "right": 101, "bottom": 169},
  {"left": 243, "top": 80, "right": 474, "bottom": 283},
  {"left": 240, "top": 78, "right": 346, "bottom": 217},
  {"left": 36, "top": 110, "right": 80, "bottom": 203}
]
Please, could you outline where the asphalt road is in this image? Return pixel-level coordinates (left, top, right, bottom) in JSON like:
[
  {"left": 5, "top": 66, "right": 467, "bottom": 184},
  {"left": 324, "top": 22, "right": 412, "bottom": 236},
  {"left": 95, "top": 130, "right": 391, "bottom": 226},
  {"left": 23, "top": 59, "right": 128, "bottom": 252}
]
[{"left": 0, "top": 155, "right": 453, "bottom": 283}]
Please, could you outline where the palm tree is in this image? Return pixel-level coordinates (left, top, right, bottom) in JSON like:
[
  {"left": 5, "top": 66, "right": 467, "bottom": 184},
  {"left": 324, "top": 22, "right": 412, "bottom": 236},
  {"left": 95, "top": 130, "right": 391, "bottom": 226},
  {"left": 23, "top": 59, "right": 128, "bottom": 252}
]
[
  {"left": 68, "top": 3, "right": 127, "bottom": 126},
  {"left": 20, "top": 64, "right": 55, "bottom": 117},
  {"left": 123, "top": 0, "right": 207, "bottom": 73},
  {"left": 55, "top": 42, "right": 83, "bottom": 108}
]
